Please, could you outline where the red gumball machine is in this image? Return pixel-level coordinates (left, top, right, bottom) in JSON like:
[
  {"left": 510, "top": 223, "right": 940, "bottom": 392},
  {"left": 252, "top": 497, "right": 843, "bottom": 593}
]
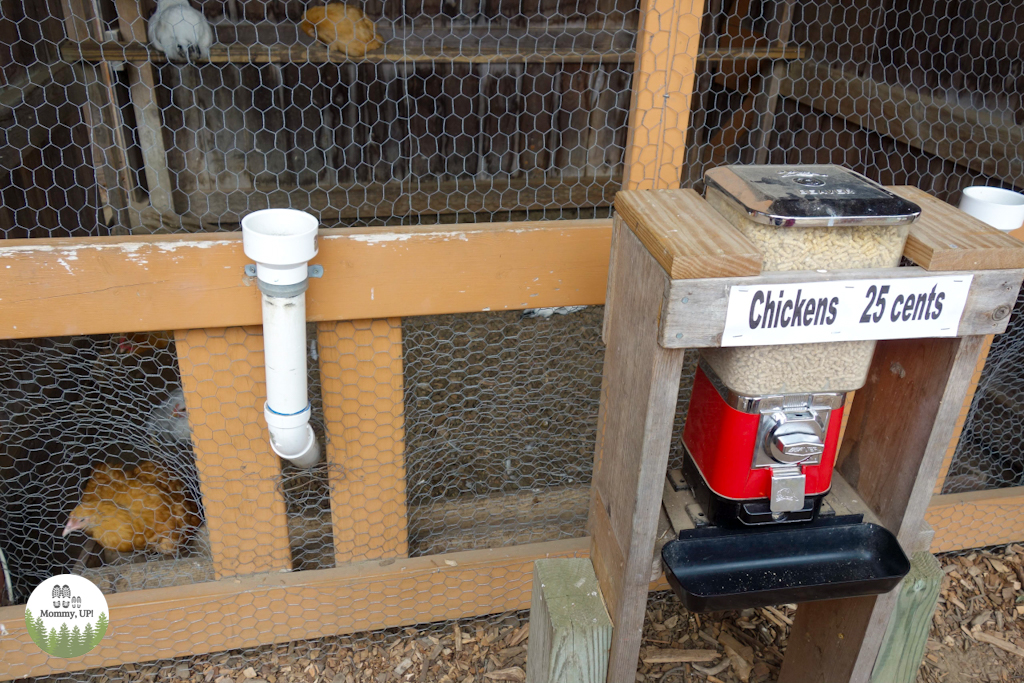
[
  {"left": 662, "top": 165, "right": 924, "bottom": 610},
  {"left": 681, "top": 361, "right": 846, "bottom": 526}
]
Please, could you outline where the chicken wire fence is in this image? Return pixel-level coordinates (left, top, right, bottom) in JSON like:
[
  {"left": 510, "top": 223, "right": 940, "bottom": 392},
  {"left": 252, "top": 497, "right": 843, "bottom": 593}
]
[
  {"left": 2, "top": 0, "right": 1024, "bottom": 678},
  {"left": 943, "top": 286, "right": 1024, "bottom": 496}
]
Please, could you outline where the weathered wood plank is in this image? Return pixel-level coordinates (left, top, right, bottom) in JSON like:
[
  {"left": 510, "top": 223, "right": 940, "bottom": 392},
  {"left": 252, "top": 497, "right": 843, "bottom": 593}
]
[
  {"left": 894, "top": 186, "right": 1024, "bottom": 271},
  {"left": 61, "top": 42, "right": 806, "bottom": 65},
  {"left": 176, "top": 173, "right": 621, "bottom": 224},
  {"left": 317, "top": 319, "right": 409, "bottom": 564},
  {"left": 659, "top": 267, "right": 1024, "bottom": 348},
  {"left": 869, "top": 552, "right": 943, "bottom": 683},
  {"left": 526, "top": 558, "right": 612, "bottom": 683},
  {"left": 174, "top": 327, "right": 293, "bottom": 579},
  {"left": 0, "top": 219, "right": 611, "bottom": 340},
  {"left": 589, "top": 221, "right": 686, "bottom": 682},
  {"left": 113, "top": 0, "right": 173, "bottom": 216},
  {"left": 614, "top": 189, "right": 763, "bottom": 279}
]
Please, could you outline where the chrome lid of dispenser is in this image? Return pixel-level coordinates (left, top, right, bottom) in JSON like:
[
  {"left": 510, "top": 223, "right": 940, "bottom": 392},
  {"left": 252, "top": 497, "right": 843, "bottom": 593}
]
[{"left": 704, "top": 164, "right": 922, "bottom": 228}]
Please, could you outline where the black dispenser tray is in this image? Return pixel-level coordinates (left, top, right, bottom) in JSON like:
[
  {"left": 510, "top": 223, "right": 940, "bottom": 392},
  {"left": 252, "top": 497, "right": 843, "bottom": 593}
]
[{"left": 661, "top": 519, "right": 911, "bottom": 612}]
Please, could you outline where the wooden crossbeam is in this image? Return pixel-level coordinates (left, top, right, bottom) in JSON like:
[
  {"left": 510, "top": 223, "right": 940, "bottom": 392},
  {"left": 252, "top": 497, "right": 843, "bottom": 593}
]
[{"left": 61, "top": 42, "right": 806, "bottom": 65}]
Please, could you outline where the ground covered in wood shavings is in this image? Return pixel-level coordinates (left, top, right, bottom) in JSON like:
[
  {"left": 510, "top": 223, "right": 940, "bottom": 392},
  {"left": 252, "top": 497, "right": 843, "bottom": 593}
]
[{"left": 33, "top": 547, "right": 1024, "bottom": 683}]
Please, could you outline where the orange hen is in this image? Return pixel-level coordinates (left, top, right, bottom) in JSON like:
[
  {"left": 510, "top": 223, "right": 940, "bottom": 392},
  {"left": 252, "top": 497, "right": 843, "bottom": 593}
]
[
  {"left": 300, "top": 4, "right": 383, "bottom": 57},
  {"left": 63, "top": 462, "right": 200, "bottom": 555}
]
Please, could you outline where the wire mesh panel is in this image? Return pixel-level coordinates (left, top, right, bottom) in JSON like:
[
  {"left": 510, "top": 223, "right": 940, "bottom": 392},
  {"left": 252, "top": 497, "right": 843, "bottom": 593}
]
[
  {"left": 0, "top": 309, "right": 605, "bottom": 603},
  {"left": 683, "top": 0, "right": 1024, "bottom": 200},
  {"left": 29, "top": 0, "right": 638, "bottom": 235},
  {"left": 944, "top": 289, "right": 1024, "bottom": 495}
]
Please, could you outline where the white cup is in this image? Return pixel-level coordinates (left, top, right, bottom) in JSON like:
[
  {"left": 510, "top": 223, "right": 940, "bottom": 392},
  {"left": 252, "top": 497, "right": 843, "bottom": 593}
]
[{"left": 958, "top": 186, "right": 1024, "bottom": 232}]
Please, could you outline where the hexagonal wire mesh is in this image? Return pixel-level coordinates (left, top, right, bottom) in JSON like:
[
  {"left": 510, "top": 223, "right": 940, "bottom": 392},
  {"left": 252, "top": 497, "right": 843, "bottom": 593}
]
[
  {"left": 944, "top": 287, "right": 1024, "bottom": 495},
  {"left": 2, "top": 0, "right": 1024, "bottom": 678}
]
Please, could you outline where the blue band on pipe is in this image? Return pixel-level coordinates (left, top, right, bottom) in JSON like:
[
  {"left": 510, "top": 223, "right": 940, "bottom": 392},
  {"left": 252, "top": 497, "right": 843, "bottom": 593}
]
[{"left": 266, "top": 403, "right": 312, "bottom": 417}]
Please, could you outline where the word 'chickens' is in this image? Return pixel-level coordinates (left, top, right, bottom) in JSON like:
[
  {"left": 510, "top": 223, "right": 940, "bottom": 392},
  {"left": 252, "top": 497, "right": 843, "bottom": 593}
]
[
  {"left": 63, "top": 462, "right": 200, "bottom": 555},
  {"left": 148, "top": 0, "right": 213, "bottom": 61},
  {"left": 301, "top": 4, "right": 383, "bottom": 58}
]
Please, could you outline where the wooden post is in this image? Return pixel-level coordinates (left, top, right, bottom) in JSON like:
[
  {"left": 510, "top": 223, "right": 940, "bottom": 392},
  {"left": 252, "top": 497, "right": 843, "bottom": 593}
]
[
  {"left": 590, "top": 191, "right": 761, "bottom": 682},
  {"left": 588, "top": 222, "right": 687, "bottom": 683},
  {"left": 779, "top": 334, "right": 989, "bottom": 683},
  {"left": 526, "top": 558, "right": 613, "bottom": 683},
  {"left": 61, "top": 0, "right": 139, "bottom": 231},
  {"left": 317, "top": 319, "right": 409, "bottom": 564},
  {"left": 622, "top": 0, "right": 707, "bottom": 190},
  {"left": 750, "top": 0, "right": 797, "bottom": 164},
  {"left": 869, "top": 552, "right": 943, "bottom": 683},
  {"left": 174, "top": 327, "right": 293, "bottom": 578},
  {"left": 113, "top": 0, "right": 174, "bottom": 216}
]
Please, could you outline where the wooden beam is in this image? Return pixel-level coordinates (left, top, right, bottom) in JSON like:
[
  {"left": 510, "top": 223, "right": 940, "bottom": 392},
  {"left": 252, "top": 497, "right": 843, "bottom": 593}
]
[
  {"left": 113, "top": 0, "right": 174, "bottom": 216},
  {"left": 0, "top": 538, "right": 589, "bottom": 681},
  {"left": 174, "top": 327, "right": 293, "bottom": 579},
  {"left": 3, "top": 199, "right": 1022, "bottom": 343},
  {"left": 780, "top": 334, "right": 989, "bottom": 683},
  {"left": 613, "top": 189, "right": 763, "bottom": 279},
  {"left": 659, "top": 266, "right": 1024, "bottom": 348},
  {"left": 171, "top": 173, "right": 622, "bottom": 225},
  {"left": 0, "top": 219, "right": 612, "bottom": 340},
  {"left": 317, "top": 319, "right": 409, "bottom": 564},
  {"left": 777, "top": 59, "right": 1024, "bottom": 190},
  {"left": 895, "top": 187, "right": 1024, "bottom": 271},
  {"left": 750, "top": 0, "right": 798, "bottom": 164},
  {"left": 526, "top": 558, "right": 613, "bottom": 683},
  {"left": 589, "top": 221, "right": 686, "bottom": 683},
  {"left": 622, "top": 0, "right": 708, "bottom": 190},
  {"left": 869, "top": 552, "right": 943, "bottom": 683},
  {"left": 62, "top": 1, "right": 137, "bottom": 230},
  {"left": 926, "top": 486, "right": 1024, "bottom": 552},
  {"left": 61, "top": 41, "right": 806, "bottom": 66}
]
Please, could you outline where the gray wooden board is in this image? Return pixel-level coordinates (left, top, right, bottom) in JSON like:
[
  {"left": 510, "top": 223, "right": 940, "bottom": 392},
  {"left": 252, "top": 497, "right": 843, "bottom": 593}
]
[{"left": 660, "top": 267, "right": 1024, "bottom": 348}]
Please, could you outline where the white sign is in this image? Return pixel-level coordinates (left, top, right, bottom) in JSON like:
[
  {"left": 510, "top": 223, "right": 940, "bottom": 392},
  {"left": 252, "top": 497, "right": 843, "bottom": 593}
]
[{"left": 721, "top": 275, "right": 974, "bottom": 347}]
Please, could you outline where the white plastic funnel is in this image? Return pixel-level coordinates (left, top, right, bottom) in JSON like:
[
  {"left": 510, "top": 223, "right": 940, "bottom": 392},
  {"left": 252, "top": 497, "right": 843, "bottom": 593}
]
[{"left": 242, "top": 209, "right": 319, "bottom": 284}]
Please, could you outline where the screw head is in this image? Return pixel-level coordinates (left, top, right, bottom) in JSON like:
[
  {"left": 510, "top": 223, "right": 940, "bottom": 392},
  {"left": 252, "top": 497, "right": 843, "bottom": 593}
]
[{"left": 681, "top": 297, "right": 689, "bottom": 303}]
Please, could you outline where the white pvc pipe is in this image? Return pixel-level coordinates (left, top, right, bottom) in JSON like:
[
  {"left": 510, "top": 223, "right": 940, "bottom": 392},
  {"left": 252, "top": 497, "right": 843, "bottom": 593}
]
[{"left": 242, "top": 209, "right": 321, "bottom": 469}]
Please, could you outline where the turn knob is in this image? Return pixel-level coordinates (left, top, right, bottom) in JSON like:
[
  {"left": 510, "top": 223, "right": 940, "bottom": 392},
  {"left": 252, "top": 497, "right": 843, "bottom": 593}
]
[{"left": 765, "top": 412, "right": 825, "bottom": 464}]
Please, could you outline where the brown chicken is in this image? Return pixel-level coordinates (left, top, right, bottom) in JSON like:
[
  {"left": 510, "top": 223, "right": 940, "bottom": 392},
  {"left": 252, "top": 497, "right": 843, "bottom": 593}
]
[
  {"left": 63, "top": 462, "right": 201, "bottom": 555},
  {"left": 300, "top": 4, "right": 383, "bottom": 58}
]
